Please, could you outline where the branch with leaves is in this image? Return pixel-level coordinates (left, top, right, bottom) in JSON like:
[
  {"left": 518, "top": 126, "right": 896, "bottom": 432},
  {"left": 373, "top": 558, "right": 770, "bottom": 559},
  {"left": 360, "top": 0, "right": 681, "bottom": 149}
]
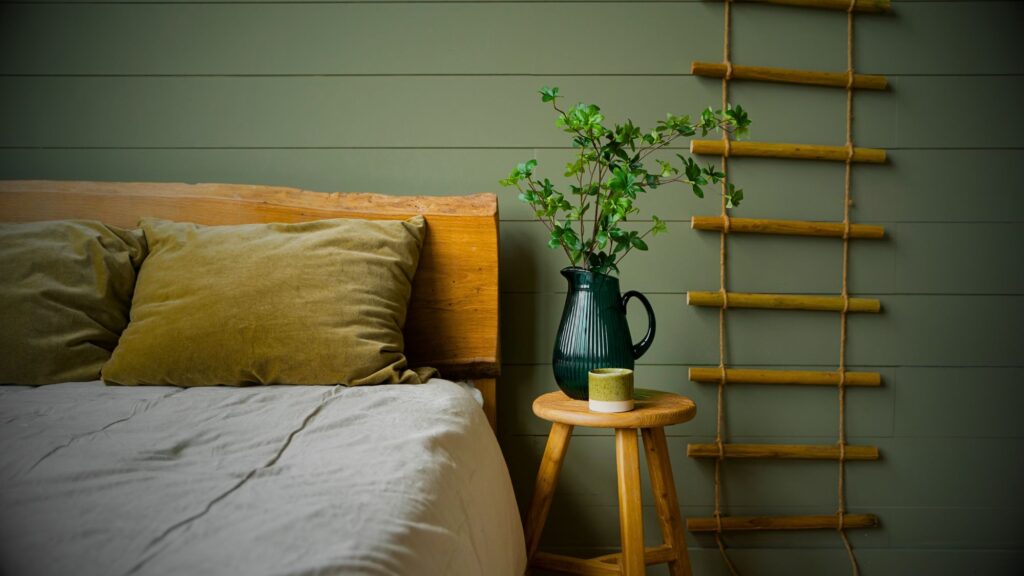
[{"left": 500, "top": 86, "right": 752, "bottom": 276}]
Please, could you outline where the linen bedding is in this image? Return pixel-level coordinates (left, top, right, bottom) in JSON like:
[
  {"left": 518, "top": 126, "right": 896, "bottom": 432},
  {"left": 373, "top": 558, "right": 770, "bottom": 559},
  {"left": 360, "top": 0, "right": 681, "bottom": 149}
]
[{"left": 0, "top": 379, "right": 526, "bottom": 576}]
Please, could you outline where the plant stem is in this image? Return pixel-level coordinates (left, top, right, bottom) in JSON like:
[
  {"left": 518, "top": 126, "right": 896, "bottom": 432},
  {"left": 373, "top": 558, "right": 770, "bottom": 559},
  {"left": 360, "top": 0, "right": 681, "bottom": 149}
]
[{"left": 521, "top": 177, "right": 574, "bottom": 263}]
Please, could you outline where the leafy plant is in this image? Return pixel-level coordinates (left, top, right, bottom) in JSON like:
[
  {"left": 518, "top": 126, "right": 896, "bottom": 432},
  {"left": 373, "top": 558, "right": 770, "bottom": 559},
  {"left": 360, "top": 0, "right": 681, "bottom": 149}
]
[{"left": 500, "top": 86, "right": 751, "bottom": 276}]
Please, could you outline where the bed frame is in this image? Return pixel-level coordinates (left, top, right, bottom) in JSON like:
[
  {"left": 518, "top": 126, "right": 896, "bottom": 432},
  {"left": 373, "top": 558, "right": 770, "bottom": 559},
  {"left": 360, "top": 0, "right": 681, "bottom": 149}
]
[{"left": 0, "top": 180, "right": 501, "bottom": 429}]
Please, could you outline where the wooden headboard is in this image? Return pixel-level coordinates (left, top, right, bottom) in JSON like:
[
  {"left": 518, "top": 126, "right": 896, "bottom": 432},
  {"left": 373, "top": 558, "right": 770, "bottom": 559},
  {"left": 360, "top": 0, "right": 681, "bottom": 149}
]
[{"left": 0, "top": 180, "right": 501, "bottom": 428}]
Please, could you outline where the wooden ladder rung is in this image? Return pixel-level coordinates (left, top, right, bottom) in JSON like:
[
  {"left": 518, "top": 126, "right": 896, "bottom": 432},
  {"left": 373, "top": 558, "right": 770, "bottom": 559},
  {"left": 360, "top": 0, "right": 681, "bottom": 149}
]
[
  {"left": 689, "top": 367, "right": 882, "bottom": 387},
  {"left": 688, "top": 443, "right": 880, "bottom": 460},
  {"left": 692, "top": 62, "right": 888, "bottom": 90},
  {"left": 724, "top": 0, "right": 890, "bottom": 13},
  {"left": 687, "top": 513, "right": 880, "bottom": 533},
  {"left": 687, "top": 291, "right": 881, "bottom": 313},
  {"left": 691, "top": 215, "right": 885, "bottom": 239},
  {"left": 690, "top": 140, "right": 887, "bottom": 164}
]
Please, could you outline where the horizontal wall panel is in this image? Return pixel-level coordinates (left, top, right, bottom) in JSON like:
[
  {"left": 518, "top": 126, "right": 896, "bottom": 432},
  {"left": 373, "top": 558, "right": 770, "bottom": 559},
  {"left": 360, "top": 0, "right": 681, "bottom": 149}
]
[
  {"left": 0, "top": 74, "right": 1016, "bottom": 149},
  {"left": 2, "top": 148, "right": 1023, "bottom": 224},
  {"left": 500, "top": 221, "right": 1024, "bottom": 295},
  {"left": 9, "top": 76, "right": 1020, "bottom": 149},
  {"left": 503, "top": 148, "right": 1024, "bottom": 223},
  {"left": 537, "top": 504, "right": 886, "bottom": 552},
  {"left": 537, "top": 504, "right": 1024, "bottom": 553},
  {"left": 501, "top": 293, "right": 1024, "bottom": 366},
  {"left": 504, "top": 433, "right": 1024, "bottom": 510},
  {"left": 0, "top": 3, "right": 716, "bottom": 75},
  {"left": 734, "top": 1, "right": 1024, "bottom": 75},
  {"left": 0, "top": 149, "right": 524, "bottom": 202},
  {"left": 736, "top": 149, "right": 1024, "bottom": 224},
  {"left": 884, "top": 505, "right": 1024, "bottom": 550},
  {"left": 506, "top": 434, "right": 846, "bottom": 511},
  {"left": 726, "top": 75, "right": 1024, "bottom": 149},
  {"left": 498, "top": 364, "right": 894, "bottom": 439},
  {"left": 863, "top": 3, "right": 1024, "bottom": 75},
  {"left": 0, "top": 76, "right": 714, "bottom": 148},
  {"left": 886, "top": 75, "right": 1024, "bottom": 149},
  {"left": 892, "top": 368, "right": 1024, "bottom": 438},
  {"left": 4, "top": 3, "right": 1016, "bottom": 75}
]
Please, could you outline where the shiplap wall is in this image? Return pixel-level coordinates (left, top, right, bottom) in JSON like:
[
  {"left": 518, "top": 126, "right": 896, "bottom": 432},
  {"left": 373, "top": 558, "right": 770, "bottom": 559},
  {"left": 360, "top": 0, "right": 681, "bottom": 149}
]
[{"left": 2, "top": 1, "right": 1023, "bottom": 573}]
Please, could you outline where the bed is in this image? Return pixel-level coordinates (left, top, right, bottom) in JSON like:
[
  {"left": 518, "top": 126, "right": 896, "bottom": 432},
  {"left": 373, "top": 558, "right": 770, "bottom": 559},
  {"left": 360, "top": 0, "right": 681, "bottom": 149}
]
[{"left": 0, "top": 180, "right": 525, "bottom": 576}]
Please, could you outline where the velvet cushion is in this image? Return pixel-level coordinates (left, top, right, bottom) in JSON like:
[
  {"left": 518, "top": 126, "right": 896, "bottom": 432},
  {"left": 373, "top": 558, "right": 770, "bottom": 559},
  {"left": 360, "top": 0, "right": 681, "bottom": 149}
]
[
  {"left": 102, "top": 216, "right": 434, "bottom": 387},
  {"left": 0, "top": 220, "right": 147, "bottom": 384}
]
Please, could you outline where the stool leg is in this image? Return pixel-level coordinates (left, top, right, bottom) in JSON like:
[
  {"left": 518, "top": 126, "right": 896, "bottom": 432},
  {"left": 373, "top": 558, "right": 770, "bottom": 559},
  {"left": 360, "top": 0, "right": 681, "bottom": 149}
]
[
  {"left": 615, "top": 428, "right": 645, "bottom": 576},
  {"left": 523, "top": 422, "right": 573, "bottom": 562},
  {"left": 641, "top": 427, "right": 693, "bottom": 576}
]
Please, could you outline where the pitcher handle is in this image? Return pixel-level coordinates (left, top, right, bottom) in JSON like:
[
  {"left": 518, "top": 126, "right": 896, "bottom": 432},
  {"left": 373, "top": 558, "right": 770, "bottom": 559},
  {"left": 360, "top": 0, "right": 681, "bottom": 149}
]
[{"left": 621, "top": 290, "right": 656, "bottom": 360}]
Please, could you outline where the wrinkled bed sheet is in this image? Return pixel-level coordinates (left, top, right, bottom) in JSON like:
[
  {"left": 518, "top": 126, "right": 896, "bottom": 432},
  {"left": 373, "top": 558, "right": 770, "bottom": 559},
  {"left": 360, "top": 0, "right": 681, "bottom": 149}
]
[{"left": 0, "top": 379, "right": 525, "bottom": 576}]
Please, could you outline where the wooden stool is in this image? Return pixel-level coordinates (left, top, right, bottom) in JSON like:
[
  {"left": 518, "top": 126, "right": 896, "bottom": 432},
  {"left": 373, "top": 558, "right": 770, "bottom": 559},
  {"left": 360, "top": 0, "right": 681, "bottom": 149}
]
[{"left": 523, "top": 389, "right": 697, "bottom": 576}]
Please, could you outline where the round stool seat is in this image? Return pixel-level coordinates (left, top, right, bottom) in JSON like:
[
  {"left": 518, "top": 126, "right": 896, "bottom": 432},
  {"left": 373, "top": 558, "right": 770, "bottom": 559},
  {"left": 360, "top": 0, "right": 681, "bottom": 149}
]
[{"left": 532, "top": 389, "right": 696, "bottom": 429}]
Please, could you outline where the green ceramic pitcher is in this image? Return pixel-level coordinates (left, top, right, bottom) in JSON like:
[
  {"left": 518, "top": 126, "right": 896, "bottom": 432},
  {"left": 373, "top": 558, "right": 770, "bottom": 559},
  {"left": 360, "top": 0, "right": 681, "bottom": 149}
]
[{"left": 552, "top": 267, "right": 656, "bottom": 400}]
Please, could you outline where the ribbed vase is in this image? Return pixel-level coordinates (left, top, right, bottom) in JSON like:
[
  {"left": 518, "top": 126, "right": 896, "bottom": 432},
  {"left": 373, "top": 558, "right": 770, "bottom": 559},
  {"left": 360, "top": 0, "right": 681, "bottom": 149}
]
[{"left": 552, "top": 267, "right": 655, "bottom": 400}]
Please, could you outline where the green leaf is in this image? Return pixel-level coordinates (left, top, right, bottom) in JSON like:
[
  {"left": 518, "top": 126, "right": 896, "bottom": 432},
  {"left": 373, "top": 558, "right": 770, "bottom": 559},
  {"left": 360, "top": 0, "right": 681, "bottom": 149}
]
[
  {"left": 518, "top": 191, "right": 539, "bottom": 204},
  {"left": 562, "top": 227, "right": 583, "bottom": 251},
  {"left": 682, "top": 156, "right": 702, "bottom": 182},
  {"left": 631, "top": 236, "right": 649, "bottom": 250},
  {"left": 539, "top": 86, "right": 560, "bottom": 103},
  {"left": 692, "top": 184, "right": 704, "bottom": 198},
  {"left": 608, "top": 167, "right": 635, "bottom": 193},
  {"left": 726, "top": 183, "right": 744, "bottom": 208},
  {"left": 515, "top": 160, "right": 537, "bottom": 179},
  {"left": 652, "top": 215, "right": 668, "bottom": 236},
  {"left": 656, "top": 160, "right": 676, "bottom": 178},
  {"left": 564, "top": 158, "right": 584, "bottom": 178}
]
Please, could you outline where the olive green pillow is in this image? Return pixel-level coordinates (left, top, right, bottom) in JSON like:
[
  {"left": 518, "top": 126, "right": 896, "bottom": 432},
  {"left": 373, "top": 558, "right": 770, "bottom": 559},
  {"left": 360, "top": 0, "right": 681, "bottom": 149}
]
[
  {"left": 0, "top": 220, "right": 147, "bottom": 385},
  {"left": 102, "top": 216, "right": 435, "bottom": 387}
]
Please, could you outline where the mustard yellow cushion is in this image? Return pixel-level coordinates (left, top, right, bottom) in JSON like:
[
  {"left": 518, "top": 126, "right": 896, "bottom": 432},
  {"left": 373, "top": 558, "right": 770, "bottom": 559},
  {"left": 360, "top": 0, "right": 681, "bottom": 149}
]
[
  {"left": 0, "top": 220, "right": 147, "bottom": 385},
  {"left": 102, "top": 216, "right": 434, "bottom": 387}
]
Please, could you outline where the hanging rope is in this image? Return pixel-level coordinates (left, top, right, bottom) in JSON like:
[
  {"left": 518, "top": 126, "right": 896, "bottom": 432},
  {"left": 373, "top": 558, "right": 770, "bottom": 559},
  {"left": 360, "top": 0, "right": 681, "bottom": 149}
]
[
  {"left": 838, "top": 1, "right": 861, "bottom": 573},
  {"left": 713, "top": 1, "right": 740, "bottom": 574}
]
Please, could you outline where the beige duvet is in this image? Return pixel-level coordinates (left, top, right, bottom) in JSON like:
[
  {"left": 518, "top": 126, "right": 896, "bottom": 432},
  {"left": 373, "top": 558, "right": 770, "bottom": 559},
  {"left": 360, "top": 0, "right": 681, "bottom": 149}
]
[{"left": 0, "top": 379, "right": 525, "bottom": 576}]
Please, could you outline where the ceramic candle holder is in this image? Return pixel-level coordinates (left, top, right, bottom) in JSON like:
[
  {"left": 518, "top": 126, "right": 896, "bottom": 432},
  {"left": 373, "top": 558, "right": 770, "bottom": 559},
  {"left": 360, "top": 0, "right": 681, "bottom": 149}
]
[{"left": 588, "top": 368, "right": 634, "bottom": 413}]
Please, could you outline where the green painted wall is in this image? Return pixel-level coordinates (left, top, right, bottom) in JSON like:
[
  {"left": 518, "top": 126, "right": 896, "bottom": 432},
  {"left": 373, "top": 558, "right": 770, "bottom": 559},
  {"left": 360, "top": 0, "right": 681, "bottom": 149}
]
[{"left": 2, "top": 1, "right": 1022, "bottom": 573}]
